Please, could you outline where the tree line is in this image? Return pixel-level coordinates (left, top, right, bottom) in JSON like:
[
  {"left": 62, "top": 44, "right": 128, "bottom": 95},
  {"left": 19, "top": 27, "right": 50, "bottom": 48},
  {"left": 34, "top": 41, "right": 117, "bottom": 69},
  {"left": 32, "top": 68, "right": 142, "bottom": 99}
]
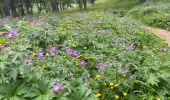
[{"left": 0, "top": 0, "right": 96, "bottom": 17}]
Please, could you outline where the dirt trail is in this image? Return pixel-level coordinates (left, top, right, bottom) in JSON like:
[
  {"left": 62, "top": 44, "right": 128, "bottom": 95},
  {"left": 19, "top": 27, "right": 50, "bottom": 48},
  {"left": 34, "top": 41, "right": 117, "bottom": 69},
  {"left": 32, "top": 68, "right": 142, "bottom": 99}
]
[
  {"left": 144, "top": 26, "right": 170, "bottom": 46},
  {"left": 119, "top": 17, "right": 170, "bottom": 46}
]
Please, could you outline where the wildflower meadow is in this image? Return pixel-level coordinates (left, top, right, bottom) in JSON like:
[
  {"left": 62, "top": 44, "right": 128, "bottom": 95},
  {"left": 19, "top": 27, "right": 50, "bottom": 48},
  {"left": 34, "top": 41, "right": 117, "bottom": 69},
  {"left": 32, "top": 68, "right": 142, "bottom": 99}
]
[{"left": 0, "top": 0, "right": 170, "bottom": 100}]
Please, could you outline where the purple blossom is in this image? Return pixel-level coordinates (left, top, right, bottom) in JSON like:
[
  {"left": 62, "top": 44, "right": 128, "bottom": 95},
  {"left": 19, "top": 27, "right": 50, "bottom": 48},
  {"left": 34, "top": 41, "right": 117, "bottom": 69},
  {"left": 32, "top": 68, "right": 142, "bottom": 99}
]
[
  {"left": 6, "top": 28, "right": 17, "bottom": 38},
  {"left": 52, "top": 83, "right": 62, "bottom": 92},
  {"left": 39, "top": 18, "right": 48, "bottom": 21},
  {"left": 67, "top": 48, "right": 73, "bottom": 55},
  {"left": 50, "top": 47, "right": 57, "bottom": 56},
  {"left": 33, "top": 20, "right": 39, "bottom": 24},
  {"left": 0, "top": 44, "right": 5, "bottom": 49},
  {"left": 80, "top": 60, "right": 86, "bottom": 65},
  {"left": 28, "top": 16, "right": 33, "bottom": 24},
  {"left": 73, "top": 51, "right": 79, "bottom": 56},
  {"left": 128, "top": 43, "right": 134, "bottom": 50},
  {"left": 119, "top": 65, "right": 129, "bottom": 74},
  {"left": 6, "top": 32, "right": 14, "bottom": 38},
  {"left": 8, "top": 28, "right": 17, "bottom": 35},
  {"left": 96, "top": 64, "right": 105, "bottom": 70},
  {"left": 123, "top": 69, "right": 129, "bottom": 74},
  {"left": 24, "top": 59, "right": 33, "bottom": 63},
  {"left": 37, "top": 51, "right": 45, "bottom": 59}
]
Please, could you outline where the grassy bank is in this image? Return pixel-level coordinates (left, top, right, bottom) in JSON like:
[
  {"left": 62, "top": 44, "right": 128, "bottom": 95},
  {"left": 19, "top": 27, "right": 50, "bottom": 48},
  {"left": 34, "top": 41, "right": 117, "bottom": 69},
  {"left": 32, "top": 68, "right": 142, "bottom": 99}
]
[{"left": 128, "top": 0, "right": 170, "bottom": 30}]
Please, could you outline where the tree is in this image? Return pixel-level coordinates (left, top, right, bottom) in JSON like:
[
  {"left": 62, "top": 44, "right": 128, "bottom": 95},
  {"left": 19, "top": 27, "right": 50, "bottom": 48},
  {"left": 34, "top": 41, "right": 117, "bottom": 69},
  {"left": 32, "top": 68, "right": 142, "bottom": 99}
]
[
  {"left": 25, "top": 0, "right": 33, "bottom": 14},
  {"left": 0, "top": 0, "right": 2, "bottom": 17},
  {"left": 10, "top": 0, "right": 18, "bottom": 17},
  {"left": 82, "top": 0, "right": 87, "bottom": 10},
  {"left": 2, "top": 0, "right": 11, "bottom": 17},
  {"left": 0, "top": 0, "right": 96, "bottom": 17},
  {"left": 77, "top": 0, "right": 83, "bottom": 10},
  {"left": 90, "top": 0, "right": 95, "bottom": 6}
]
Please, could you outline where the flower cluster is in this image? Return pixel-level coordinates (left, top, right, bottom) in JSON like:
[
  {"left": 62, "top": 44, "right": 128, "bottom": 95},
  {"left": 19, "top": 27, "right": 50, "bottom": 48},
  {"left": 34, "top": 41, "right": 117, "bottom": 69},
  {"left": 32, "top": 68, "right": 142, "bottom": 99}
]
[
  {"left": 66, "top": 47, "right": 79, "bottom": 56},
  {"left": 6, "top": 28, "right": 18, "bottom": 38}
]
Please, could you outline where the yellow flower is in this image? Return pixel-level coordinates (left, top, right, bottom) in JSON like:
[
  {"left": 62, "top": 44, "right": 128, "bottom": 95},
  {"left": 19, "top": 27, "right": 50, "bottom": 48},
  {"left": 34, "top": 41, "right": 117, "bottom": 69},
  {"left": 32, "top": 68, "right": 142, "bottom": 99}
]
[
  {"left": 68, "top": 40, "right": 72, "bottom": 42},
  {"left": 123, "top": 92, "right": 127, "bottom": 96},
  {"left": 95, "top": 93, "right": 102, "bottom": 97},
  {"left": 76, "top": 55, "right": 81, "bottom": 59},
  {"left": 71, "top": 44, "right": 77, "bottom": 47},
  {"left": 33, "top": 52, "right": 36, "bottom": 56},
  {"left": 110, "top": 86, "right": 114, "bottom": 89},
  {"left": 115, "top": 95, "right": 119, "bottom": 99},
  {"left": 156, "top": 97, "right": 161, "bottom": 100},
  {"left": 109, "top": 82, "right": 114, "bottom": 86},
  {"left": 96, "top": 74, "right": 100, "bottom": 78},
  {"left": 89, "top": 55, "right": 93, "bottom": 59},
  {"left": 115, "top": 84, "right": 119, "bottom": 87},
  {"left": 103, "top": 82, "right": 107, "bottom": 86},
  {"left": 122, "top": 74, "right": 126, "bottom": 77},
  {"left": 156, "top": 48, "right": 160, "bottom": 50},
  {"left": 83, "top": 47, "right": 87, "bottom": 50},
  {"left": 87, "top": 74, "right": 91, "bottom": 78},
  {"left": 76, "top": 61, "right": 79, "bottom": 66},
  {"left": 63, "top": 56, "right": 67, "bottom": 58}
]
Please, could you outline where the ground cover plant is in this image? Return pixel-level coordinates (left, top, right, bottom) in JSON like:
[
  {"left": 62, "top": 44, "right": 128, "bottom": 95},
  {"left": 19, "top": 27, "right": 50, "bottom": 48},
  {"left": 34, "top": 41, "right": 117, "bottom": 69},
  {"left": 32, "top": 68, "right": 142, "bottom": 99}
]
[
  {"left": 0, "top": 0, "right": 170, "bottom": 100},
  {"left": 128, "top": 0, "right": 170, "bottom": 30}
]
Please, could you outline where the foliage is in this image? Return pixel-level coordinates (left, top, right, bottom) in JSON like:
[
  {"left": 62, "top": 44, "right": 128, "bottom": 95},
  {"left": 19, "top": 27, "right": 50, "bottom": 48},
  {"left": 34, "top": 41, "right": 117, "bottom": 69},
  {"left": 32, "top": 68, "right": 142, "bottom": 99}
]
[
  {"left": 128, "top": 0, "right": 170, "bottom": 30},
  {"left": 0, "top": 3, "right": 170, "bottom": 100}
]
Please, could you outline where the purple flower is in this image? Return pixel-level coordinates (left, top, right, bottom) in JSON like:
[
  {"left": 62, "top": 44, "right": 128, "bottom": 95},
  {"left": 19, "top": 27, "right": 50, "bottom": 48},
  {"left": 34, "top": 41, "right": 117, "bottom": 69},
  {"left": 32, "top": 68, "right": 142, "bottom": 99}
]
[
  {"left": 6, "top": 28, "right": 17, "bottom": 38},
  {"left": 52, "top": 83, "right": 62, "bottom": 92},
  {"left": 6, "top": 32, "right": 14, "bottom": 38},
  {"left": 67, "top": 48, "right": 73, "bottom": 55},
  {"left": 123, "top": 69, "right": 129, "bottom": 74},
  {"left": 128, "top": 43, "right": 134, "bottom": 50},
  {"left": 39, "top": 18, "right": 47, "bottom": 21},
  {"left": 0, "top": 44, "right": 5, "bottom": 49},
  {"left": 73, "top": 51, "right": 79, "bottom": 56},
  {"left": 8, "top": 28, "right": 17, "bottom": 35},
  {"left": 24, "top": 59, "right": 33, "bottom": 63},
  {"left": 80, "top": 60, "right": 86, "bottom": 65},
  {"left": 119, "top": 65, "right": 129, "bottom": 74},
  {"left": 28, "top": 16, "right": 33, "bottom": 24},
  {"left": 96, "top": 64, "right": 105, "bottom": 70},
  {"left": 33, "top": 20, "right": 39, "bottom": 24},
  {"left": 50, "top": 47, "right": 57, "bottom": 56},
  {"left": 37, "top": 51, "right": 45, "bottom": 59}
]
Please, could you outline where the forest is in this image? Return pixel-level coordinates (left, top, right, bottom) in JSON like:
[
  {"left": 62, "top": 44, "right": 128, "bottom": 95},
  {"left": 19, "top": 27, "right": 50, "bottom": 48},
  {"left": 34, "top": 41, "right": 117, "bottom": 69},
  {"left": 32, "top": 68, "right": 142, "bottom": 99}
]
[{"left": 0, "top": 0, "right": 96, "bottom": 17}]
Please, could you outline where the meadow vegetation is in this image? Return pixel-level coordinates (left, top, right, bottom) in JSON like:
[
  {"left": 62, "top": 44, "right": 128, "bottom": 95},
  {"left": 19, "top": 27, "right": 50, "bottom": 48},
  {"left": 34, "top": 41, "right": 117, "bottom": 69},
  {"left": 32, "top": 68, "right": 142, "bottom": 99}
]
[{"left": 0, "top": 0, "right": 170, "bottom": 100}]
